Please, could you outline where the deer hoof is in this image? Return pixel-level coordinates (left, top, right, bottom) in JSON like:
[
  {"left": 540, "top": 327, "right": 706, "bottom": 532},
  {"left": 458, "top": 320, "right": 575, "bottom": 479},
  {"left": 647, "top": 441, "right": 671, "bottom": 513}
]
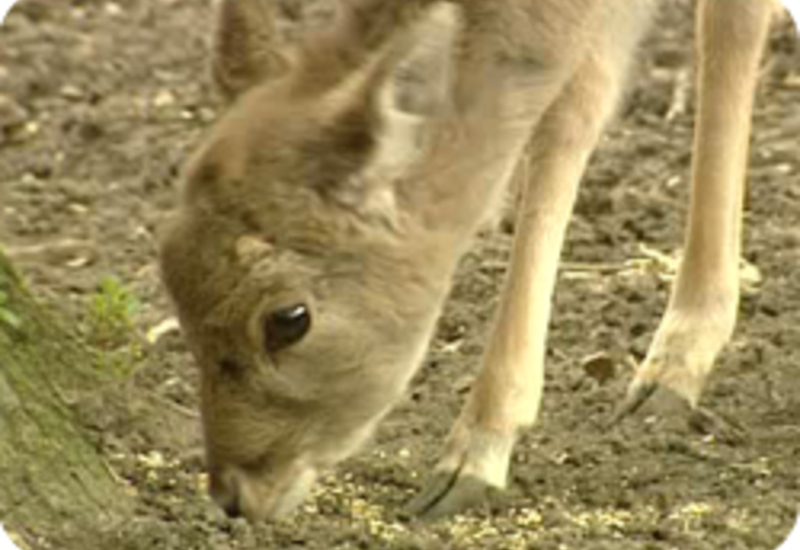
[{"left": 407, "top": 470, "right": 501, "bottom": 519}]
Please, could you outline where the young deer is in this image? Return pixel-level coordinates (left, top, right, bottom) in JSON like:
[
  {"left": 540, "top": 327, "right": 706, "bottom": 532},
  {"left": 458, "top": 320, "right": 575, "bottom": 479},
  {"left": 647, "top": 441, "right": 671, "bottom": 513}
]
[{"left": 159, "top": 0, "right": 775, "bottom": 521}]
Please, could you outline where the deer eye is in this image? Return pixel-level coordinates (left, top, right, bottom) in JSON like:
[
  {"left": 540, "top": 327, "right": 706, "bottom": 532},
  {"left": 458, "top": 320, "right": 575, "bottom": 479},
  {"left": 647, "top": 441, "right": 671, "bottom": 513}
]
[{"left": 263, "top": 304, "right": 311, "bottom": 352}]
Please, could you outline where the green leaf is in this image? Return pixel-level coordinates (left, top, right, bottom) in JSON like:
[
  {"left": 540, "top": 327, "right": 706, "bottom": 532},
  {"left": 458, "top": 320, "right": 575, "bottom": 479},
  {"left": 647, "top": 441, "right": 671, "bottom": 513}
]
[{"left": 0, "top": 307, "right": 22, "bottom": 330}]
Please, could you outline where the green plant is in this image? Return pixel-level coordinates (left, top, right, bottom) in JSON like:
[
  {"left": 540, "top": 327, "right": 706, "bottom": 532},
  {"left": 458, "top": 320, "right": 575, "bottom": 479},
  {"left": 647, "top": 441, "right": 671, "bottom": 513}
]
[
  {"left": 86, "top": 276, "right": 144, "bottom": 377},
  {"left": 0, "top": 289, "right": 22, "bottom": 330},
  {"left": 87, "top": 275, "right": 140, "bottom": 352}
]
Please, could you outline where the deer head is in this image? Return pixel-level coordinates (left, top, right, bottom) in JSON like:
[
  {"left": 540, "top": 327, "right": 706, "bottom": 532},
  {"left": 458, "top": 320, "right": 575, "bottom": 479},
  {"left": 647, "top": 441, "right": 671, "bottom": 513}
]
[{"left": 159, "top": 0, "right": 468, "bottom": 520}]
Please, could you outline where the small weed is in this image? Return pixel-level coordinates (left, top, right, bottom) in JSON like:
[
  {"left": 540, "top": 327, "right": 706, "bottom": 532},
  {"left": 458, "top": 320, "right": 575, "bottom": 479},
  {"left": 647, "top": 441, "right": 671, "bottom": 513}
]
[
  {"left": 86, "top": 276, "right": 142, "bottom": 375},
  {"left": 88, "top": 276, "right": 140, "bottom": 343}
]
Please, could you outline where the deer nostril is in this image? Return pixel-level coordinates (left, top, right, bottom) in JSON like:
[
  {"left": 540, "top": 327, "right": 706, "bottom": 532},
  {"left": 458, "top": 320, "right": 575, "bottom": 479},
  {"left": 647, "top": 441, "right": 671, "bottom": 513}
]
[
  {"left": 210, "top": 470, "right": 243, "bottom": 518},
  {"left": 222, "top": 496, "right": 243, "bottom": 519}
]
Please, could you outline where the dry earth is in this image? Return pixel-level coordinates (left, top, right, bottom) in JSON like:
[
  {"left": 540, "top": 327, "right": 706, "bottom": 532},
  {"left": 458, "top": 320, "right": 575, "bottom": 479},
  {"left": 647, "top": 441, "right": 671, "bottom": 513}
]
[{"left": 0, "top": 1, "right": 798, "bottom": 549}]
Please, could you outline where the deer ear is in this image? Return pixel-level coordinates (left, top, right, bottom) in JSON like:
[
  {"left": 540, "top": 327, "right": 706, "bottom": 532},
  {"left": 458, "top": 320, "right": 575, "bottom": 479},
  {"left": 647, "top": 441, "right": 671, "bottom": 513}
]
[
  {"left": 323, "top": 3, "right": 461, "bottom": 220},
  {"left": 367, "top": 3, "right": 462, "bottom": 172},
  {"left": 212, "top": 0, "right": 293, "bottom": 101}
]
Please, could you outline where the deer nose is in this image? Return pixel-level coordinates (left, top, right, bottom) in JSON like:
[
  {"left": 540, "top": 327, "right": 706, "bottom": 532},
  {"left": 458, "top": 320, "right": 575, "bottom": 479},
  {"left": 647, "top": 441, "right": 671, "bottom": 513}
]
[
  {"left": 210, "top": 469, "right": 243, "bottom": 518},
  {"left": 221, "top": 495, "right": 243, "bottom": 518}
]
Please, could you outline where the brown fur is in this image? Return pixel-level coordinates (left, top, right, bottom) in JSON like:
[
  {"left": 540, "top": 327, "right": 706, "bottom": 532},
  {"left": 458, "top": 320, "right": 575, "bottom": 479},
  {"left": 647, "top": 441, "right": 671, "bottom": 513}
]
[{"left": 160, "top": 0, "right": 775, "bottom": 521}]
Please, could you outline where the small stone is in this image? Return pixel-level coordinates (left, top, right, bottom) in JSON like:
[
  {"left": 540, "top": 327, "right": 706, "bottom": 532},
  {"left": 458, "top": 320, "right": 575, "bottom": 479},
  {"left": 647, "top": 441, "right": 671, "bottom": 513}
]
[
  {"left": 146, "top": 317, "right": 181, "bottom": 345},
  {"left": 67, "top": 203, "right": 89, "bottom": 215},
  {"left": 60, "top": 84, "right": 84, "bottom": 100},
  {"left": 152, "top": 89, "right": 176, "bottom": 108},
  {"left": 65, "top": 256, "right": 91, "bottom": 269},
  {"left": 104, "top": 2, "right": 123, "bottom": 16},
  {"left": 580, "top": 352, "right": 618, "bottom": 385}
]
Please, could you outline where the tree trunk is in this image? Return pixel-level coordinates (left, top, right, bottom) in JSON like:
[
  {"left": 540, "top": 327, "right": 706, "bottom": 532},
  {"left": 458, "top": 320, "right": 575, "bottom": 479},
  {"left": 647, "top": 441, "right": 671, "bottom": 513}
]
[{"left": 0, "top": 252, "right": 131, "bottom": 548}]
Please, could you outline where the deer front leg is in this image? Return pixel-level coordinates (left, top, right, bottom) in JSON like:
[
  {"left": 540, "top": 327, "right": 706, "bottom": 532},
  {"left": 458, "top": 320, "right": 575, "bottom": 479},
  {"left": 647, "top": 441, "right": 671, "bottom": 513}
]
[
  {"left": 618, "top": 0, "right": 773, "bottom": 425},
  {"left": 411, "top": 52, "right": 627, "bottom": 518}
]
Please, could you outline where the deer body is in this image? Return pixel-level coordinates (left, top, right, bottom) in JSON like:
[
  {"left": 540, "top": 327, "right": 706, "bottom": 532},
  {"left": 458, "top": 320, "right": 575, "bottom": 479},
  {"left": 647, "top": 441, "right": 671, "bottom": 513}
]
[{"left": 159, "top": 0, "right": 776, "bottom": 521}]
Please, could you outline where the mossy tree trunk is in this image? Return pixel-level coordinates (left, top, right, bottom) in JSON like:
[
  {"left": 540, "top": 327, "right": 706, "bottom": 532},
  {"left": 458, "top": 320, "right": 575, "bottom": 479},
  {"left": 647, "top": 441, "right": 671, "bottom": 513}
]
[{"left": 0, "top": 252, "right": 131, "bottom": 547}]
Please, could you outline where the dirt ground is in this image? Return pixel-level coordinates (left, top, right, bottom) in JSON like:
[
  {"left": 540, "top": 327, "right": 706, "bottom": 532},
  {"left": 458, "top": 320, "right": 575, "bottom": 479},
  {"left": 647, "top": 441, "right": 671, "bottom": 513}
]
[{"left": 1, "top": 1, "right": 798, "bottom": 549}]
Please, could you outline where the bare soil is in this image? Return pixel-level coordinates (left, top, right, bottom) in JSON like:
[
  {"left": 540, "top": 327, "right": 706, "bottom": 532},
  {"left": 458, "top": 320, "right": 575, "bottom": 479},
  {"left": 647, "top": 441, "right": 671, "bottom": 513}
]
[{"left": 1, "top": 1, "right": 798, "bottom": 549}]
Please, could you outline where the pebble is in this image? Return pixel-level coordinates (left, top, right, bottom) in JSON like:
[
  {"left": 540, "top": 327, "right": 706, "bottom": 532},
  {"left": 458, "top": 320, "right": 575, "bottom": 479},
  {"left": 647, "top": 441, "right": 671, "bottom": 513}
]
[
  {"left": 580, "top": 352, "right": 618, "bottom": 385},
  {"left": 60, "top": 84, "right": 85, "bottom": 100}
]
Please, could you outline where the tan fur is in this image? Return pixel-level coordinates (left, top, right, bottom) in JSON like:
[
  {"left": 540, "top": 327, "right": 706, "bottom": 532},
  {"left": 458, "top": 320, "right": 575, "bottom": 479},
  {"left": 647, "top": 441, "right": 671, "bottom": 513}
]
[{"left": 159, "top": 0, "right": 775, "bottom": 521}]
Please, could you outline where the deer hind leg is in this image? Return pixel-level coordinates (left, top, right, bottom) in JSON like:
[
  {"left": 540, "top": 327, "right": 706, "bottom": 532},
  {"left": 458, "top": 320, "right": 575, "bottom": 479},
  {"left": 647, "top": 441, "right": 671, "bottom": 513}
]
[
  {"left": 618, "top": 0, "right": 773, "bottom": 425},
  {"left": 410, "top": 3, "right": 654, "bottom": 519}
]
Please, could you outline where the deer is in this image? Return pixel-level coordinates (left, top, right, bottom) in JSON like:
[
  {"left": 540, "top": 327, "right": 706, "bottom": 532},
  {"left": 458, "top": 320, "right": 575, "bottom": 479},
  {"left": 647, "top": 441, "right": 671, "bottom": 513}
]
[{"left": 158, "top": 0, "right": 776, "bottom": 521}]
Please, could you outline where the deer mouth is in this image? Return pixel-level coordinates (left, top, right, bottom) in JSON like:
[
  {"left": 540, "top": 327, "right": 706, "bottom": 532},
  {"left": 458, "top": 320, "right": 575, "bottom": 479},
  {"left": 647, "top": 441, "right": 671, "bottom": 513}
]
[{"left": 211, "top": 461, "right": 319, "bottom": 521}]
